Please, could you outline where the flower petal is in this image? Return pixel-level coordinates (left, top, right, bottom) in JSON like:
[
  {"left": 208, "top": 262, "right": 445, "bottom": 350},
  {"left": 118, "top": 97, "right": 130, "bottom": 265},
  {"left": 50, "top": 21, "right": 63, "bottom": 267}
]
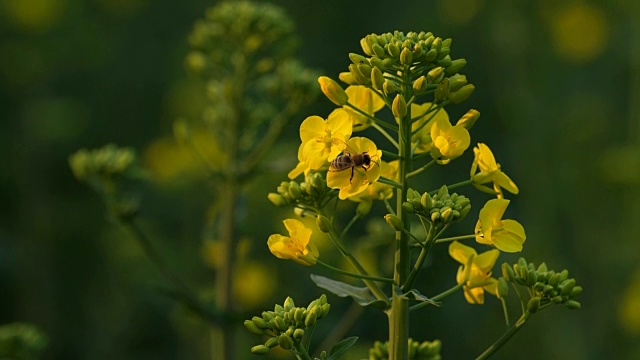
[
  {"left": 299, "top": 116, "right": 327, "bottom": 143},
  {"left": 494, "top": 171, "right": 519, "bottom": 195},
  {"left": 479, "top": 199, "right": 510, "bottom": 229},
  {"left": 475, "top": 249, "right": 500, "bottom": 272},
  {"left": 492, "top": 232, "right": 525, "bottom": 253},
  {"left": 448, "top": 241, "right": 477, "bottom": 265},
  {"left": 503, "top": 219, "right": 526, "bottom": 240}
]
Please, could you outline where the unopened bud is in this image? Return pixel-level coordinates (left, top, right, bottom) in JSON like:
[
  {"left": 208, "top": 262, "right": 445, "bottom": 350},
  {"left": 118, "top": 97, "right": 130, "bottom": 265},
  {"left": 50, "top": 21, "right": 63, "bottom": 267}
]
[
  {"left": 244, "top": 320, "right": 263, "bottom": 335},
  {"left": 412, "top": 76, "right": 428, "bottom": 95},
  {"left": 388, "top": 43, "right": 400, "bottom": 57},
  {"left": 316, "top": 215, "right": 331, "bottom": 233},
  {"left": 293, "top": 328, "right": 305, "bottom": 341},
  {"left": 440, "top": 207, "right": 453, "bottom": 223},
  {"left": 497, "top": 277, "right": 509, "bottom": 299},
  {"left": 392, "top": 94, "right": 407, "bottom": 120},
  {"left": 570, "top": 286, "right": 583, "bottom": 297},
  {"left": 402, "top": 202, "right": 415, "bottom": 213},
  {"left": 400, "top": 47, "right": 414, "bottom": 65},
  {"left": 372, "top": 44, "right": 386, "bottom": 58},
  {"left": 318, "top": 76, "right": 348, "bottom": 106},
  {"left": 252, "top": 316, "right": 269, "bottom": 329},
  {"left": 448, "top": 84, "right": 475, "bottom": 104},
  {"left": 502, "top": 263, "right": 516, "bottom": 282},
  {"left": 278, "top": 334, "right": 294, "bottom": 350},
  {"left": 448, "top": 74, "right": 467, "bottom": 92},
  {"left": 424, "top": 48, "right": 437, "bottom": 62},
  {"left": 360, "top": 36, "right": 374, "bottom": 56},
  {"left": 356, "top": 201, "right": 372, "bottom": 217},
  {"left": 561, "top": 279, "right": 576, "bottom": 297},
  {"left": 265, "top": 337, "right": 278, "bottom": 348},
  {"left": 349, "top": 53, "right": 368, "bottom": 65},
  {"left": 305, "top": 308, "right": 317, "bottom": 327},
  {"left": 349, "top": 64, "right": 368, "bottom": 84},
  {"left": 437, "top": 55, "right": 452, "bottom": 67},
  {"left": 527, "top": 297, "right": 540, "bottom": 313},
  {"left": 268, "top": 193, "right": 287, "bottom": 206},
  {"left": 251, "top": 345, "right": 270, "bottom": 355},
  {"left": 384, "top": 214, "right": 405, "bottom": 231},
  {"left": 446, "top": 58, "right": 467, "bottom": 75},
  {"left": 371, "top": 67, "right": 385, "bottom": 90},
  {"left": 427, "top": 67, "right": 445, "bottom": 83},
  {"left": 431, "top": 37, "right": 442, "bottom": 53},
  {"left": 383, "top": 80, "right": 397, "bottom": 94},
  {"left": 338, "top": 71, "right": 356, "bottom": 85},
  {"left": 565, "top": 300, "right": 581, "bottom": 309},
  {"left": 421, "top": 192, "right": 432, "bottom": 210},
  {"left": 435, "top": 78, "right": 449, "bottom": 101},
  {"left": 456, "top": 109, "right": 480, "bottom": 130}
]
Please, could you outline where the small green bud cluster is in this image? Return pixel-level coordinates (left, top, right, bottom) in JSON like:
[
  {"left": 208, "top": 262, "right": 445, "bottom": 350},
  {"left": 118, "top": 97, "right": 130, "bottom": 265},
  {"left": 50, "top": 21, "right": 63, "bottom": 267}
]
[
  {"left": 368, "top": 338, "right": 441, "bottom": 360},
  {"left": 268, "top": 173, "right": 333, "bottom": 211},
  {"left": 245, "top": 295, "right": 331, "bottom": 355},
  {"left": 404, "top": 186, "right": 471, "bottom": 226},
  {"left": 339, "top": 31, "right": 473, "bottom": 105},
  {"left": 502, "top": 259, "right": 583, "bottom": 312},
  {"left": 69, "top": 144, "right": 137, "bottom": 183}
]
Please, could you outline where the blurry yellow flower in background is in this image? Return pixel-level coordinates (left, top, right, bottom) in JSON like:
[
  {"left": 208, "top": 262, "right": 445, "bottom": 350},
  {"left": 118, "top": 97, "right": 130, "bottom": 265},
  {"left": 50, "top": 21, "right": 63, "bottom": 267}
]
[
  {"left": 475, "top": 199, "right": 526, "bottom": 253},
  {"left": 326, "top": 137, "right": 382, "bottom": 200},
  {"left": 142, "top": 130, "right": 226, "bottom": 185},
  {"left": 437, "top": 0, "right": 483, "bottom": 26},
  {"left": 471, "top": 143, "right": 519, "bottom": 197},
  {"left": 449, "top": 241, "right": 499, "bottom": 304},
  {"left": 342, "top": 85, "right": 385, "bottom": 131},
  {"left": 3, "top": 0, "right": 66, "bottom": 32},
  {"left": 549, "top": 3, "right": 609, "bottom": 63},
  {"left": 267, "top": 219, "right": 319, "bottom": 266},
  {"left": 429, "top": 115, "right": 470, "bottom": 165},
  {"left": 619, "top": 266, "right": 640, "bottom": 336},
  {"left": 232, "top": 261, "right": 276, "bottom": 310},
  {"left": 288, "top": 113, "right": 352, "bottom": 179}
]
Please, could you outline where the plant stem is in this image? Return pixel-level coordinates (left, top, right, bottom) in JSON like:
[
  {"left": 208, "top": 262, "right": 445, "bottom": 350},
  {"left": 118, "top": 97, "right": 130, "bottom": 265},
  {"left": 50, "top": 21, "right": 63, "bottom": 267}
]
[
  {"left": 475, "top": 312, "right": 530, "bottom": 360},
  {"left": 406, "top": 159, "right": 436, "bottom": 178},
  {"left": 500, "top": 298, "right": 511, "bottom": 327},
  {"left": 345, "top": 101, "right": 398, "bottom": 132},
  {"left": 340, "top": 214, "right": 360, "bottom": 238},
  {"left": 434, "top": 234, "right": 476, "bottom": 244},
  {"left": 378, "top": 177, "right": 403, "bottom": 189},
  {"left": 294, "top": 342, "right": 313, "bottom": 360},
  {"left": 316, "top": 260, "right": 394, "bottom": 283},
  {"left": 371, "top": 122, "right": 400, "bottom": 149},
  {"left": 409, "top": 282, "right": 464, "bottom": 311},
  {"left": 446, "top": 179, "right": 472, "bottom": 191},
  {"left": 402, "top": 223, "right": 435, "bottom": 291},
  {"left": 388, "top": 66, "right": 413, "bottom": 360}
]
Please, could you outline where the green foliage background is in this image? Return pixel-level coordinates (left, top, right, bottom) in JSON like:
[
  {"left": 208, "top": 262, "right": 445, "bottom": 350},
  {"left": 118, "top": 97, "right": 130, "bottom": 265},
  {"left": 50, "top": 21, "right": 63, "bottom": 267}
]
[{"left": 1, "top": 0, "right": 639, "bottom": 359}]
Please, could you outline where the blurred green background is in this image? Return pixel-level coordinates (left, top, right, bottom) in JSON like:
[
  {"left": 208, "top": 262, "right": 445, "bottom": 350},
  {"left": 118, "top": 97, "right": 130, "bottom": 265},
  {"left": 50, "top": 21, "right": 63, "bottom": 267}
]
[{"left": 2, "top": 0, "right": 640, "bottom": 359}]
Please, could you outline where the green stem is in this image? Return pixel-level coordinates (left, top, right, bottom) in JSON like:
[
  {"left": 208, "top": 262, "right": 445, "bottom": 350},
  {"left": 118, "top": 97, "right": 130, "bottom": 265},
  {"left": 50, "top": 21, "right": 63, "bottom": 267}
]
[
  {"left": 475, "top": 313, "right": 530, "bottom": 360},
  {"left": 500, "top": 298, "right": 511, "bottom": 327},
  {"left": 381, "top": 150, "right": 402, "bottom": 160},
  {"left": 371, "top": 122, "right": 400, "bottom": 149},
  {"left": 409, "top": 282, "right": 464, "bottom": 311},
  {"left": 316, "top": 260, "right": 394, "bottom": 283},
  {"left": 340, "top": 214, "right": 360, "bottom": 238},
  {"left": 402, "top": 222, "right": 435, "bottom": 291},
  {"left": 345, "top": 101, "right": 398, "bottom": 132},
  {"left": 294, "top": 342, "right": 313, "bottom": 360},
  {"left": 378, "top": 177, "right": 402, "bottom": 189},
  {"left": 434, "top": 234, "right": 475, "bottom": 244},
  {"left": 406, "top": 159, "right": 436, "bottom": 178},
  {"left": 383, "top": 197, "right": 396, "bottom": 216},
  {"left": 446, "top": 179, "right": 472, "bottom": 192}
]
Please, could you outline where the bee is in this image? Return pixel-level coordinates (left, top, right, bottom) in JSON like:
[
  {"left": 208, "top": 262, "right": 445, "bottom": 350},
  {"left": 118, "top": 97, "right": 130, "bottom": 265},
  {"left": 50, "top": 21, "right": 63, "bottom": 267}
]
[{"left": 329, "top": 140, "right": 379, "bottom": 183}]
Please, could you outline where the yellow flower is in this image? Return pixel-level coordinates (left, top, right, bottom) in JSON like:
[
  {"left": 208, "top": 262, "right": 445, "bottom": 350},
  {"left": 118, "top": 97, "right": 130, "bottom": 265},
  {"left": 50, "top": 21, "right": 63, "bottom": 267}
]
[
  {"left": 429, "top": 114, "right": 470, "bottom": 164},
  {"left": 470, "top": 143, "right": 519, "bottom": 197},
  {"left": 288, "top": 112, "right": 352, "bottom": 179},
  {"left": 348, "top": 160, "right": 398, "bottom": 203},
  {"left": 449, "top": 241, "right": 500, "bottom": 304},
  {"left": 342, "top": 85, "right": 385, "bottom": 131},
  {"left": 475, "top": 199, "right": 526, "bottom": 253},
  {"left": 409, "top": 103, "right": 450, "bottom": 154},
  {"left": 267, "top": 219, "right": 318, "bottom": 266},
  {"left": 326, "top": 137, "right": 382, "bottom": 200}
]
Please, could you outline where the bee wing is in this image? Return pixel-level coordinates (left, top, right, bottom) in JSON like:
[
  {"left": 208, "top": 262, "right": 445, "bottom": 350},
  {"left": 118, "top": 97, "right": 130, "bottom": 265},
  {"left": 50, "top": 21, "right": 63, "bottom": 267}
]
[{"left": 331, "top": 138, "right": 357, "bottom": 156}]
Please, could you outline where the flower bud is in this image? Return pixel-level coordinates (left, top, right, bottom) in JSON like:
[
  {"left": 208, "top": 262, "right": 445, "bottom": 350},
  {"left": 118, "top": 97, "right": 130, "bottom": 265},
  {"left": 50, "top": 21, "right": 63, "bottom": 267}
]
[
  {"left": 305, "top": 308, "right": 317, "bottom": 327},
  {"left": 442, "top": 38, "right": 452, "bottom": 48},
  {"left": 448, "top": 74, "right": 468, "bottom": 92},
  {"left": 570, "top": 285, "right": 583, "bottom": 297},
  {"left": 357, "top": 63, "right": 373, "bottom": 81},
  {"left": 431, "top": 37, "right": 442, "bottom": 53},
  {"left": 558, "top": 269, "right": 569, "bottom": 282},
  {"left": 244, "top": 320, "right": 264, "bottom": 335},
  {"left": 497, "top": 277, "right": 509, "bottom": 299},
  {"left": 437, "top": 55, "right": 452, "bottom": 67},
  {"left": 372, "top": 44, "right": 386, "bottom": 58},
  {"left": 435, "top": 78, "right": 449, "bottom": 102},
  {"left": 383, "top": 80, "right": 397, "bottom": 94},
  {"left": 369, "top": 57, "right": 384, "bottom": 69},
  {"left": 448, "top": 84, "right": 475, "bottom": 104},
  {"left": 349, "top": 64, "right": 368, "bottom": 84},
  {"left": 427, "top": 67, "right": 444, "bottom": 83},
  {"left": 349, "top": 53, "right": 368, "bottom": 65},
  {"left": 278, "top": 334, "right": 294, "bottom": 350},
  {"left": 251, "top": 345, "right": 270, "bottom": 355},
  {"left": 392, "top": 94, "right": 407, "bottom": 120},
  {"left": 294, "top": 328, "right": 305, "bottom": 341},
  {"left": 318, "top": 76, "right": 348, "bottom": 106},
  {"left": 402, "top": 202, "right": 415, "bottom": 213},
  {"left": 356, "top": 201, "right": 372, "bottom": 217},
  {"left": 502, "top": 263, "right": 516, "bottom": 282},
  {"left": 339, "top": 71, "right": 356, "bottom": 85},
  {"left": 283, "top": 297, "right": 295, "bottom": 311},
  {"left": 400, "top": 47, "right": 413, "bottom": 65},
  {"left": 294, "top": 207, "right": 305, "bottom": 217},
  {"left": 288, "top": 181, "right": 301, "bottom": 200},
  {"left": 371, "top": 66, "right": 385, "bottom": 90},
  {"left": 440, "top": 207, "right": 453, "bottom": 223},
  {"left": 294, "top": 307, "right": 305, "bottom": 325},
  {"left": 551, "top": 295, "right": 563, "bottom": 304},
  {"left": 316, "top": 215, "right": 331, "bottom": 233},
  {"left": 320, "top": 303, "right": 331, "bottom": 317},
  {"left": 424, "top": 48, "right": 437, "bottom": 62},
  {"left": 456, "top": 109, "right": 480, "bottom": 130},
  {"left": 565, "top": 300, "right": 581, "bottom": 309},
  {"left": 265, "top": 337, "right": 279, "bottom": 348},
  {"left": 458, "top": 204, "right": 471, "bottom": 219},
  {"left": 360, "top": 36, "right": 374, "bottom": 56},
  {"left": 446, "top": 58, "right": 467, "bottom": 75},
  {"left": 412, "top": 75, "right": 428, "bottom": 95},
  {"left": 384, "top": 214, "right": 405, "bottom": 231},
  {"left": 268, "top": 193, "right": 287, "bottom": 206},
  {"left": 252, "top": 316, "right": 269, "bottom": 329},
  {"left": 436, "top": 47, "right": 450, "bottom": 60},
  {"left": 388, "top": 43, "right": 400, "bottom": 57},
  {"left": 560, "top": 279, "right": 576, "bottom": 297}
]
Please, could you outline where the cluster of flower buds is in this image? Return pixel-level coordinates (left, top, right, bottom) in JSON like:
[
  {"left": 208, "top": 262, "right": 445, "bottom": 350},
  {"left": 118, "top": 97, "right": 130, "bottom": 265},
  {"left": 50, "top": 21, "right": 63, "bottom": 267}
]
[
  {"left": 245, "top": 295, "right": 331, "bottom": 355},
  {"left": 369, "top": 338, "right": 441, "bottom": 360},
  {"left": 403, "top": 186, "right": 471, "bottom": 226},
  {"left": 69, "top": 144, "right": 137, "bottom": 183},
  {"left": 268, "top": 172, "right": 333, "bottom": 212},
  {"left": 502, "top": 258, "right": 583, "bottom": 313},
  {"left": 337, "top": 31, "right": 473, "bottom": 104}
]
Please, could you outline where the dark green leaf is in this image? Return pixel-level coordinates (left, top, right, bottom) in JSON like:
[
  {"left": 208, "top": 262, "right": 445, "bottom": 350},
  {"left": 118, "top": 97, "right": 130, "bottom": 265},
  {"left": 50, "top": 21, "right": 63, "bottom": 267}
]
[
  {"left": 310, "top": 274, "right": 388, "bottom": 309},
  {"left": 327, "top": 336, "right": 359, "bottom": 360}
]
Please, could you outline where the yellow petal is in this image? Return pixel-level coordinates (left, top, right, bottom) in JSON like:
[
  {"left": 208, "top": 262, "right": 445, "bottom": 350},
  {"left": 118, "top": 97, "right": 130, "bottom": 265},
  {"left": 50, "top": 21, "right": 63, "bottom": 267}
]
[
  {"left": 476, "top": 143, "right": 498, "bottom": 172},
  {"left": 327, "top": 109, "right": 353, "bottom": 139},
  {"left": 327, "top": 167, "right": 352, "bottom": 189},
  {"left": 299, "top": 116, "right": 327, "bottom": 143},
  {"left": 479, "top": 199, "right": 510, "bottom": 230},
  {"left": 288, "top": 161, "right": 307, "bottom": 179},
  {"left": 494, "top": 171, "right": 519, "bottom": 194},
  {"left": 283, "top": 219, "right": 312, "bottom": 248},
  {"left": 302, "top": 140, "right": 331, "bottom": 169},
  {"left": 448, "top": 241, "right": 477, "bottom": 265},
  {"left": 346, "top": 85, "right": 384, "bottom": 113},
  {"left": 267, "top": 234, "right": 296, "bottom": 260},
  {"left": 492, "top": 232, "right": 524, "bottom": 253},
  {"left": 503, "top": 219, "right": 526, "bottom": 240},
  {"left": 475, "top": 249, "right": 500, "bottom": 272}
]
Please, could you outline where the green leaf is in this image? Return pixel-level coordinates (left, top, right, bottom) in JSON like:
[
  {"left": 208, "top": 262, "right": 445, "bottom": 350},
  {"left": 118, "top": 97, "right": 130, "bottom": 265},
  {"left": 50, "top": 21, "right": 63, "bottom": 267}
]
[
  {"left": 327, "top": 336, "right": 359, "bottom": 360},
  {"left": 398, "top": 287, "right": 441, "bottom": 307},
  {"left": 310, "top": 274, "right": 388, "bottom": 309}
]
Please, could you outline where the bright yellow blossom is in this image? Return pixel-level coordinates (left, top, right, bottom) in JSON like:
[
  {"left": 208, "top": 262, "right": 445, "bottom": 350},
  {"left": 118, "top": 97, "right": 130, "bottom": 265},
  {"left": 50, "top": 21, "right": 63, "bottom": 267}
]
[
  {"left": 470, "top": 143, "right": 519, "bottom": 197},
  {"left": 348, "top": 160, "right": 398, "bottom": 204},
  {"left": 409, "top": 103, "right": 450, "bottom": 154},
  {"left": 342, "top": 85, "right": 385, "bottom": 131},
  {"left": 429, "top": 115, "right": 470, "bottom": 164},
  {"left": 267, "top": 219, "right": 319, "bottom": 266},
  {"left": 326, "top": 137, "right": 382, "bottom": 200},
  {"left": 449, "top": 241, "right": 499, "bottom": 304},
  {"left": 288, "top": 112, "right": 352, "bottom": 179},
  {"left": 475, "top": 199, "right": 526, "bottom": 253}
]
